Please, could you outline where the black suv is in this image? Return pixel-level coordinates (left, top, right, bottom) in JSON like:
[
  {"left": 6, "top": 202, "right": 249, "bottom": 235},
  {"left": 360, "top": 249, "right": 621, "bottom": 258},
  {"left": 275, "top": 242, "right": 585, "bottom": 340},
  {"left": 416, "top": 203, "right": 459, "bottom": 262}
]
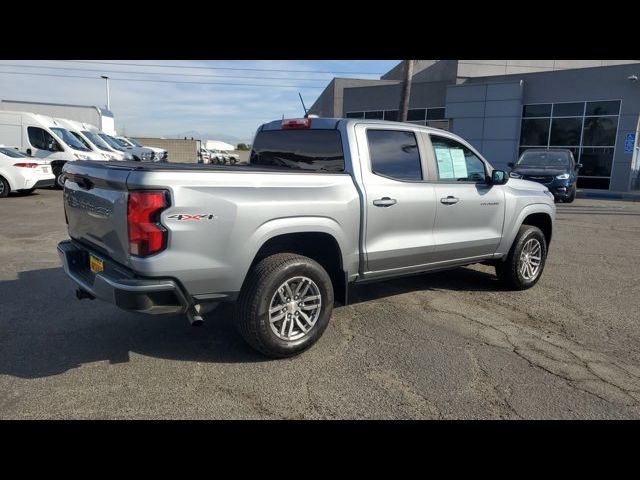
[{"left": 509, "top": 149, "right": 582, "bottom": 203}]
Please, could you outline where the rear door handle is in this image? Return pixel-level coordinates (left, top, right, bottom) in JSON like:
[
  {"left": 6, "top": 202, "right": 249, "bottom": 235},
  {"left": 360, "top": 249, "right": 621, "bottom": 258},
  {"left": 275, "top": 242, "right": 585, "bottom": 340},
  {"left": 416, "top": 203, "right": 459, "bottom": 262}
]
[
  {"left": 440, "top": 196, "right": 459, "bottom": 205},
  {"left": 373, "top": 197, "right": 397, "bottom": 207}
]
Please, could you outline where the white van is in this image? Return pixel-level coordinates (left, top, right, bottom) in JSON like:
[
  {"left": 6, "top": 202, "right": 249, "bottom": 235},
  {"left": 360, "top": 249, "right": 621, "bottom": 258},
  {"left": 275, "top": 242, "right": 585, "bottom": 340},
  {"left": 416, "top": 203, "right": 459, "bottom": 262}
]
[
  {"left": 53, "top": 118, "right": 122, "bottom": 162},
  {"left": 0, "top": 111, "right": 103, "bottom": 188},
  {"left": 78, "top": 123, "right": 132, "bottom": 162}
]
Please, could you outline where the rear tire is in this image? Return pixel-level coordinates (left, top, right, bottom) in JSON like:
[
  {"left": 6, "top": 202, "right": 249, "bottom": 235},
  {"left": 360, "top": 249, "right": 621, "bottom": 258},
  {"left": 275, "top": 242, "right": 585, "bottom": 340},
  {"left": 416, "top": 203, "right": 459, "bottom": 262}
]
[
  {"left": 0, "top": 176, "right": 9, "bottom": 198},
  {"left": 52, "top": 165, "right": 65, "bottom": 189},
  {"left": 234, "top": 253, "right": 334, "bottom": 358},
  {"left": 495, "top": 225, "right": 547, "bottom": 290}
]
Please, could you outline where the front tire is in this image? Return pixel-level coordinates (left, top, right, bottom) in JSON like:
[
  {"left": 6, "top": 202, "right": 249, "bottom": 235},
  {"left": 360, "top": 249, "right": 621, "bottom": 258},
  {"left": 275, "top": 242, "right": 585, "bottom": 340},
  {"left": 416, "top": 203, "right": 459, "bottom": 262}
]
[
  {"left": 495, "top": 225, "right": 547, "bottom": 290},
  {"left": 564, "top": 185, "right": 576, "bottom": 203},
  {"left": 234, "top": 253, "right": 334, "bottom": 358}
]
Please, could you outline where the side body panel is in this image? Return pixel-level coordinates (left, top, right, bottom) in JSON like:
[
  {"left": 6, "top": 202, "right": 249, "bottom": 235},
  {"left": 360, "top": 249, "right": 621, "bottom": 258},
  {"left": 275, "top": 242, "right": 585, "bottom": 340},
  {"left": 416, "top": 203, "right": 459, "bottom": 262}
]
[{"left": 125, "top": 169, "right": 361, "bottom": 296}]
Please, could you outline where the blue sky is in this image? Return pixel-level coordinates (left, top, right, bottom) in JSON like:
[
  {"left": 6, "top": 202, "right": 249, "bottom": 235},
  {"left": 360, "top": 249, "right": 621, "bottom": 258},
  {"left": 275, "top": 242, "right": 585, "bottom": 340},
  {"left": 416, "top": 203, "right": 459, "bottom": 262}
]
[{"left": 0, "top": 60, "right": 399, "bottom": 145}]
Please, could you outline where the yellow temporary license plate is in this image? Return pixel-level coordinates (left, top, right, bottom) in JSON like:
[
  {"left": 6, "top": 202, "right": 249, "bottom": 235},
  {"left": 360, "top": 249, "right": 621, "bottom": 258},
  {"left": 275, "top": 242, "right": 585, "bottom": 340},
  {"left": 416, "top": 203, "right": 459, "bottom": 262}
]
[{"left": 89, "top": 254, "right": 104, "bottom": 274}]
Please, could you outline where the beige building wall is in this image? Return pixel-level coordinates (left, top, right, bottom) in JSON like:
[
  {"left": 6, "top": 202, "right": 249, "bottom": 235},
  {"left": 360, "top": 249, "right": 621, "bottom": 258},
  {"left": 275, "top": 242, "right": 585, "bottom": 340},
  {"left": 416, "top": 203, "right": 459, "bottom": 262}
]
[{"left": 133, "top": 138, "right": 200, "bottom": 163}]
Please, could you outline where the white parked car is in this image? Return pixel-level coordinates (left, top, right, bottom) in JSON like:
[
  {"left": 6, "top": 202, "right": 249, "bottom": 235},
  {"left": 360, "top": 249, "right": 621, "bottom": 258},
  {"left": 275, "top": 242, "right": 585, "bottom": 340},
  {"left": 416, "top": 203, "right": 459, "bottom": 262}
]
[
  {"left": 0, "top": 146, "right": 55, "bottom": 197},
  {"left": 111, "top": 136, "right": 154, "bottom": 162}
]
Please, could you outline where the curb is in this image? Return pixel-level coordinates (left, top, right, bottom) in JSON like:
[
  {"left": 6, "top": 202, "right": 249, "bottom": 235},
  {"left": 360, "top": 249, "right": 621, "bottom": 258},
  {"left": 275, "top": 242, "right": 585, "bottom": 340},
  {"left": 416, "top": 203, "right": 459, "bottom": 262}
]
[{"left": 576, "top": 191, "right": 640, "bottom": 202}]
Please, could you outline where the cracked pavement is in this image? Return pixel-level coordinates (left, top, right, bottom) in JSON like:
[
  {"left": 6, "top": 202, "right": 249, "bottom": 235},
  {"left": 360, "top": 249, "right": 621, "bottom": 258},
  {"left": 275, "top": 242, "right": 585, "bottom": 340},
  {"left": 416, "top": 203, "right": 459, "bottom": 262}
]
[{"left": 1, "top": 189, "right": 639, "bottom": 419}]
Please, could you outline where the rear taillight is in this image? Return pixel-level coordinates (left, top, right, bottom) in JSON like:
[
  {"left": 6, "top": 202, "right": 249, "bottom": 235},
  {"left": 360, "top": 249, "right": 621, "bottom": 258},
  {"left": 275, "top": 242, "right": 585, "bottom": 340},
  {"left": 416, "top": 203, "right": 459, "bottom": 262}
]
[
  {"left": 282, "top": 118, "right": 311, "bottom": 129},
  {"left": 127, "top": 190, "right": 169, "bottom": 257},
  {"left": 13, "top": 163, "right": 39, "bottom": 168}
]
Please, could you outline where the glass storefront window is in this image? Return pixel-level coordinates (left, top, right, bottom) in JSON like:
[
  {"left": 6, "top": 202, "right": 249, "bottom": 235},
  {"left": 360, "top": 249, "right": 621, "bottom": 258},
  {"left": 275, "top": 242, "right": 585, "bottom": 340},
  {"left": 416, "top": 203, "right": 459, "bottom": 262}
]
[
  {"left": 582, "top": 117, "right": 618, "bottom": 146},
  {"left": 550, "top": 117, "right": 583, "bottom": 146},
  {"left": 552, "top": 102, "right": 585, "bottom": 117},
  {"left": 585, "top": 100, "right": 620, "bottom": 116},
  {"left": 520, "top": 118, "right": 550, "bottom": 146},
  {"left": 519, "top": 100, "right": 620, "bottom": 190},
  {"left": 364, "top": 111, "right": 384, "bottom": 119},
  {"left": 523, "top": 104, "right": 552, "bottom": 117}
]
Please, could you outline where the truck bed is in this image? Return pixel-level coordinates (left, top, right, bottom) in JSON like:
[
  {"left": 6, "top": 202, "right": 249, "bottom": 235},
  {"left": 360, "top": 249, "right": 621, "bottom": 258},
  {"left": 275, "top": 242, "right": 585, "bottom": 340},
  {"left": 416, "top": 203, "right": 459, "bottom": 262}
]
[{"left": 66, "top": 160, "right": 348, "bottom": 175}]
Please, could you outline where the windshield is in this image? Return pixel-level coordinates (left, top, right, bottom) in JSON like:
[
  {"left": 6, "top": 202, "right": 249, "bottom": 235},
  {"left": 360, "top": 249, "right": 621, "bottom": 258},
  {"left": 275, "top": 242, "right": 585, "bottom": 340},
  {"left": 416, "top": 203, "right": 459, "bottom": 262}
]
[
  {"left": 516, "top": 150, "right": 571, "bottom": 168},
  {"left": 50, "top": 127, "right": 91, "bottom": 152},
  {"left": 127, "top": 137, "right": 143, "bottom": 147},
  {"left": 70, "top": 131, "right": 93, "bottom": 150},
  {"left": 98, "top": 133, "right": 125, "bottom": 151},
  {"left": 82, "top": 131, "right": 112, "bottom": 151},
  {"left": 0, "top": 147, "right": 27, "bottom": 158}
]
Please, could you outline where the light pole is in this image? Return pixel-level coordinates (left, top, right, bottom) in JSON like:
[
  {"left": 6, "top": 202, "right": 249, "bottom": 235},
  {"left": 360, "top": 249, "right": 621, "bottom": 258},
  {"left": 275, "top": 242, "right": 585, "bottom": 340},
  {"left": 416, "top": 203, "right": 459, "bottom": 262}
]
[{"left": 100, "top": 75, "right": 110, "bottom": 110}]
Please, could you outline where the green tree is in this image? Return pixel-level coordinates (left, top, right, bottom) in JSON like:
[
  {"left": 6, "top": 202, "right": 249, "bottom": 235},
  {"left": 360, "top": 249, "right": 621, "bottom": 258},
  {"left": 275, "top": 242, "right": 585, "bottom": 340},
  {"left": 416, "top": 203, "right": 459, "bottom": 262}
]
[{"left": 237, "top": 143, "right": 250, "bottom": 151}]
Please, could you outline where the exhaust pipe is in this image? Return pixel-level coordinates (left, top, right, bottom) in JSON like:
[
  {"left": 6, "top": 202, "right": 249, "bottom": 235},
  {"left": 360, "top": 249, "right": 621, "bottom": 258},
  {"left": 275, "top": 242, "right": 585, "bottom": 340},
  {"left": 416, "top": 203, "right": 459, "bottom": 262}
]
[
  {"left": 187, "top": 305, "right": 204, "bottom": 327},
  {"left": 76, "top": 288, "right": 95, "bottom": 300}
]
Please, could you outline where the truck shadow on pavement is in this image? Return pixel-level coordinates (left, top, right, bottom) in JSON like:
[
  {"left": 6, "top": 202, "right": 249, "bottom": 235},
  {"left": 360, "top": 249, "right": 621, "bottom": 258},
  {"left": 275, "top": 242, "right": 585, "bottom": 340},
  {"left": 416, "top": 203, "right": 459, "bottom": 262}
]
[{"left": 0, "top": 265, "right": 500, "bottom": 379}]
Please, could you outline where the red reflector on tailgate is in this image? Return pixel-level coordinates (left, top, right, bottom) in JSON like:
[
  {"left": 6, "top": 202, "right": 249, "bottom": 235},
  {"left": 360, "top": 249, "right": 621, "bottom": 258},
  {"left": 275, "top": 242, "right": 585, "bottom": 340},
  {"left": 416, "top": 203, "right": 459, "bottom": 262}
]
[{"left": 128, "top": 191, "right": 169, "bottom": 256}]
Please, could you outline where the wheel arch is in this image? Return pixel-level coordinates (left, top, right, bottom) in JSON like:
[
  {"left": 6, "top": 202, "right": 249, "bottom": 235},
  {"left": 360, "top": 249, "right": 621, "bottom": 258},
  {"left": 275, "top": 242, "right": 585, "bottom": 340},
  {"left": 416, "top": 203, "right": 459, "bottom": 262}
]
[{"left": 245, "top": 228, "right": 349, "bottom": 305}]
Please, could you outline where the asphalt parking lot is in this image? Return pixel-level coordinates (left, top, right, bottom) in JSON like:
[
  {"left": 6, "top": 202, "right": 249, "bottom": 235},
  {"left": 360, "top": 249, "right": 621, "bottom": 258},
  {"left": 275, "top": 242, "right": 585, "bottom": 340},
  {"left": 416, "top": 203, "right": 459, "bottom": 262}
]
[{"left": 1, "top": 188, "right": 639, "bottom": 419}]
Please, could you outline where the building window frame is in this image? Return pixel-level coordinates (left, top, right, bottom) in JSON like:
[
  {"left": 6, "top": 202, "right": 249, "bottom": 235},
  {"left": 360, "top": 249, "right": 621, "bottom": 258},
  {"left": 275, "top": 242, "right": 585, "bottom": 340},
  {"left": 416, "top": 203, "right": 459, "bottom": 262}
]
[{"left": 519, "top": 99, "right": 622, "bottom": 190}]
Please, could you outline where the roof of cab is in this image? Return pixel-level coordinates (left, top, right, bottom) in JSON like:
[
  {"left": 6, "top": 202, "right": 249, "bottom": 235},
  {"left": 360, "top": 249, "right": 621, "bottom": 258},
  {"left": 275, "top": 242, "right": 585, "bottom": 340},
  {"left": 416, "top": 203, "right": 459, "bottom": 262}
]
[{"left": 260, "top": 117, "right": 450, "bottom": 133}]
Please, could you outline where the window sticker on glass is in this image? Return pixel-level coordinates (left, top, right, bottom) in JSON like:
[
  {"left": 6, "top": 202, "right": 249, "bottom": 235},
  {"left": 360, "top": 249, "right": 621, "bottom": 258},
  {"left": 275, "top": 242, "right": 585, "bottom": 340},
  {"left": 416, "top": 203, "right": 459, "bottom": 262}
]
[
  {"left": 450, "top": 148, "right": 468, "bottom": 179},
  {"left": 434, "top": 147, "right": 455, "bottom": 179}
]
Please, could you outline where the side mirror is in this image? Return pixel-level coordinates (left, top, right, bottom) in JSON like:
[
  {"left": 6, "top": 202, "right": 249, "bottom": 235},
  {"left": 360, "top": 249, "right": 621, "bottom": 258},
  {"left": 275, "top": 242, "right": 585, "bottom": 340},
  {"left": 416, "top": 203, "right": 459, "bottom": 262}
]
[
  {"left": 491, "top": 169, "right": 508, "bottom": 185},
  {"left": 576, "top": 163, "right": 583, "bottom": 170},
  {"left": 507, "top": 162, "right": 514, "bottom": 168}
]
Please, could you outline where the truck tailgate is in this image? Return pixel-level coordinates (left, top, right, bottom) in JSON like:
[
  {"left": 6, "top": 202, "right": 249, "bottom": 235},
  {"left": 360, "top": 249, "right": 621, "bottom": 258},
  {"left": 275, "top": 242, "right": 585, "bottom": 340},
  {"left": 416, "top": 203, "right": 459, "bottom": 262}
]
[{"left": 63, "top": 161, "right": 133, "bottom": 266}]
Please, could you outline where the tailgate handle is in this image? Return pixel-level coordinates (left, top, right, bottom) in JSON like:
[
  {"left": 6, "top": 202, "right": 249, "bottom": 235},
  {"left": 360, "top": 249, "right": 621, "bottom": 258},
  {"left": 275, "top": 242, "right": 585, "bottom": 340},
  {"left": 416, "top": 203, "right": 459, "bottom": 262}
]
[{"left": 76, "top": 176, "right": 94, "bottom": 190}]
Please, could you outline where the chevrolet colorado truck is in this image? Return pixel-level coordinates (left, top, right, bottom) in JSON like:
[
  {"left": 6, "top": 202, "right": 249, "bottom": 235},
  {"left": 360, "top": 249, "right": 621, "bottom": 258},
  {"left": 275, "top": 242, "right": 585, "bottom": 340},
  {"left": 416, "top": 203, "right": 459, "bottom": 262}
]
[{"left": 58, "top": 117, "right": 555, "bottom": 357}]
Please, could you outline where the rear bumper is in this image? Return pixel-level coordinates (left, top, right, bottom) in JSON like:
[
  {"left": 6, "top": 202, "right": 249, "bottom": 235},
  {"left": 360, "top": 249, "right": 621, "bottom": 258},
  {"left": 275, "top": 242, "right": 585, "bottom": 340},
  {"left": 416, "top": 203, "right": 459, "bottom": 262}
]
[
  {"left": 32, "top": 178, "right": 55, "bottom": 189},
  {"left": 57, "top": 240, "right": 192, "bottom": 315}
]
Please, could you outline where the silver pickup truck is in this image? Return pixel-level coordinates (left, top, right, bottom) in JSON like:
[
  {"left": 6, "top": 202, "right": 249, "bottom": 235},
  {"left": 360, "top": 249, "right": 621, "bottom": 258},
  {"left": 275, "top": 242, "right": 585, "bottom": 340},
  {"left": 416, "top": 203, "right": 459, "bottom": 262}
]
[{"left": 58, "top": 117, "right": 555, "bottom": 357}]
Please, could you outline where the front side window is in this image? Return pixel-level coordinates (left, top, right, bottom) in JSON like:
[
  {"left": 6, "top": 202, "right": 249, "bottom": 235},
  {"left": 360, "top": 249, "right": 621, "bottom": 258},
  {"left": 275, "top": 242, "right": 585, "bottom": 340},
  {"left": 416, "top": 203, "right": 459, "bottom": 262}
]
[
  {"left": 250, "top": 129, "right": 345, "bottom": 172},
  {"left": 50, "top": 127, "right": 90, "bottom": 152},
  {"left": 431, "top": 135, "right": 487, "bottom": 183},
  {"left": 27, "top": 126, "right": 60, "bottom": 151},
  {"left": 98, "top": 133, "right": 125, "bottom": 151},
  {"left": 82, "top": 131, "right": 111, "bottom": 151},
  {"left": 127, "top": 138, "right": 143, "bottom": 147},
  {"left": 367, "top": 130, "right": 422, "bottom": 181},
  {"left": 70, "top": 132, "right": 92, "bottom": 150}
]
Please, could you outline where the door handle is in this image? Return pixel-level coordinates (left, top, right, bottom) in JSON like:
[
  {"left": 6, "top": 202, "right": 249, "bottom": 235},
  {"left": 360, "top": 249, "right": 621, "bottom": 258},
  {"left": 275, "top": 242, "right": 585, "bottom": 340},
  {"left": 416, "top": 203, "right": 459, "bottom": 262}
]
[
  {"left": 373, "top": 197, "right": 397, "bottom": 207},
  {"left": 440, "top": 196, "right": 459, "bottom": 205}
]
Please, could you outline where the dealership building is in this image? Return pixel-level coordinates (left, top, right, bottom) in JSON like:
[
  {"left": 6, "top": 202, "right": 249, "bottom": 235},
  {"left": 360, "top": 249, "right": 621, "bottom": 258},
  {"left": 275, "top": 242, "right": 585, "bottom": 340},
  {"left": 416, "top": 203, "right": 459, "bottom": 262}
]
[{"left": 309, "top": 60, "right": 640, "bottom": 191}]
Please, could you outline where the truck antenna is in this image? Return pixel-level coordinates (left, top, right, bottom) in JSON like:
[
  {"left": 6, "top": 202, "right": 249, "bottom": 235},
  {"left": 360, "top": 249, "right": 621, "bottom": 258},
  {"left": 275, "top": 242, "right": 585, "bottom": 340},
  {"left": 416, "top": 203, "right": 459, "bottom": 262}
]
[{"left": 298, "top": 92, "right": 309, "bottom": 117}]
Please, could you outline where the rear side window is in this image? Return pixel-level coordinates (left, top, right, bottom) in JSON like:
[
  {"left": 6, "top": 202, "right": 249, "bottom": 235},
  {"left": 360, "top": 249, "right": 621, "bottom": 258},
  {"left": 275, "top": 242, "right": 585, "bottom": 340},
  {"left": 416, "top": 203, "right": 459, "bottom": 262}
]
[
  {"left": 250, "top": 129, "right": 345, "bottom": 172},
  {"left": 367, "top": 129, "right": 422, "bottom": 181}
]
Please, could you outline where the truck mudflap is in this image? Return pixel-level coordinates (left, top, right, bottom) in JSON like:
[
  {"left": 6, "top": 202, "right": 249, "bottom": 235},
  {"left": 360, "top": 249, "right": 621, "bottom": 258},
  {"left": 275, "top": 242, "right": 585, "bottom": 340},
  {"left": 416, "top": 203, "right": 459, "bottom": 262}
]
[{"left": 57, "top": 240, "right": 191, "bottom": 315}]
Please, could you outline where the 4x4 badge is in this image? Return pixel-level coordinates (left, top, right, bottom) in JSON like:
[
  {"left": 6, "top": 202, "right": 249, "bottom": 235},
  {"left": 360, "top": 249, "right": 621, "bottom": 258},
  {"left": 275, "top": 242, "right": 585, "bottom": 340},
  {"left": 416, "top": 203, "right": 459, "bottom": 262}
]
[{"left": 168, "top": 214, "right": 217, "bottom": 221}]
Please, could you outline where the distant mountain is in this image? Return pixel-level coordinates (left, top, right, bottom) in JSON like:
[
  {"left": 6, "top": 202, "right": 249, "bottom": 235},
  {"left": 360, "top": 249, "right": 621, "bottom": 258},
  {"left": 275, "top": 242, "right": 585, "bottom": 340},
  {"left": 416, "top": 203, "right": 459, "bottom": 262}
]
[{"left": 164, "top": 130, "right": 251, "bottom": 146}]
